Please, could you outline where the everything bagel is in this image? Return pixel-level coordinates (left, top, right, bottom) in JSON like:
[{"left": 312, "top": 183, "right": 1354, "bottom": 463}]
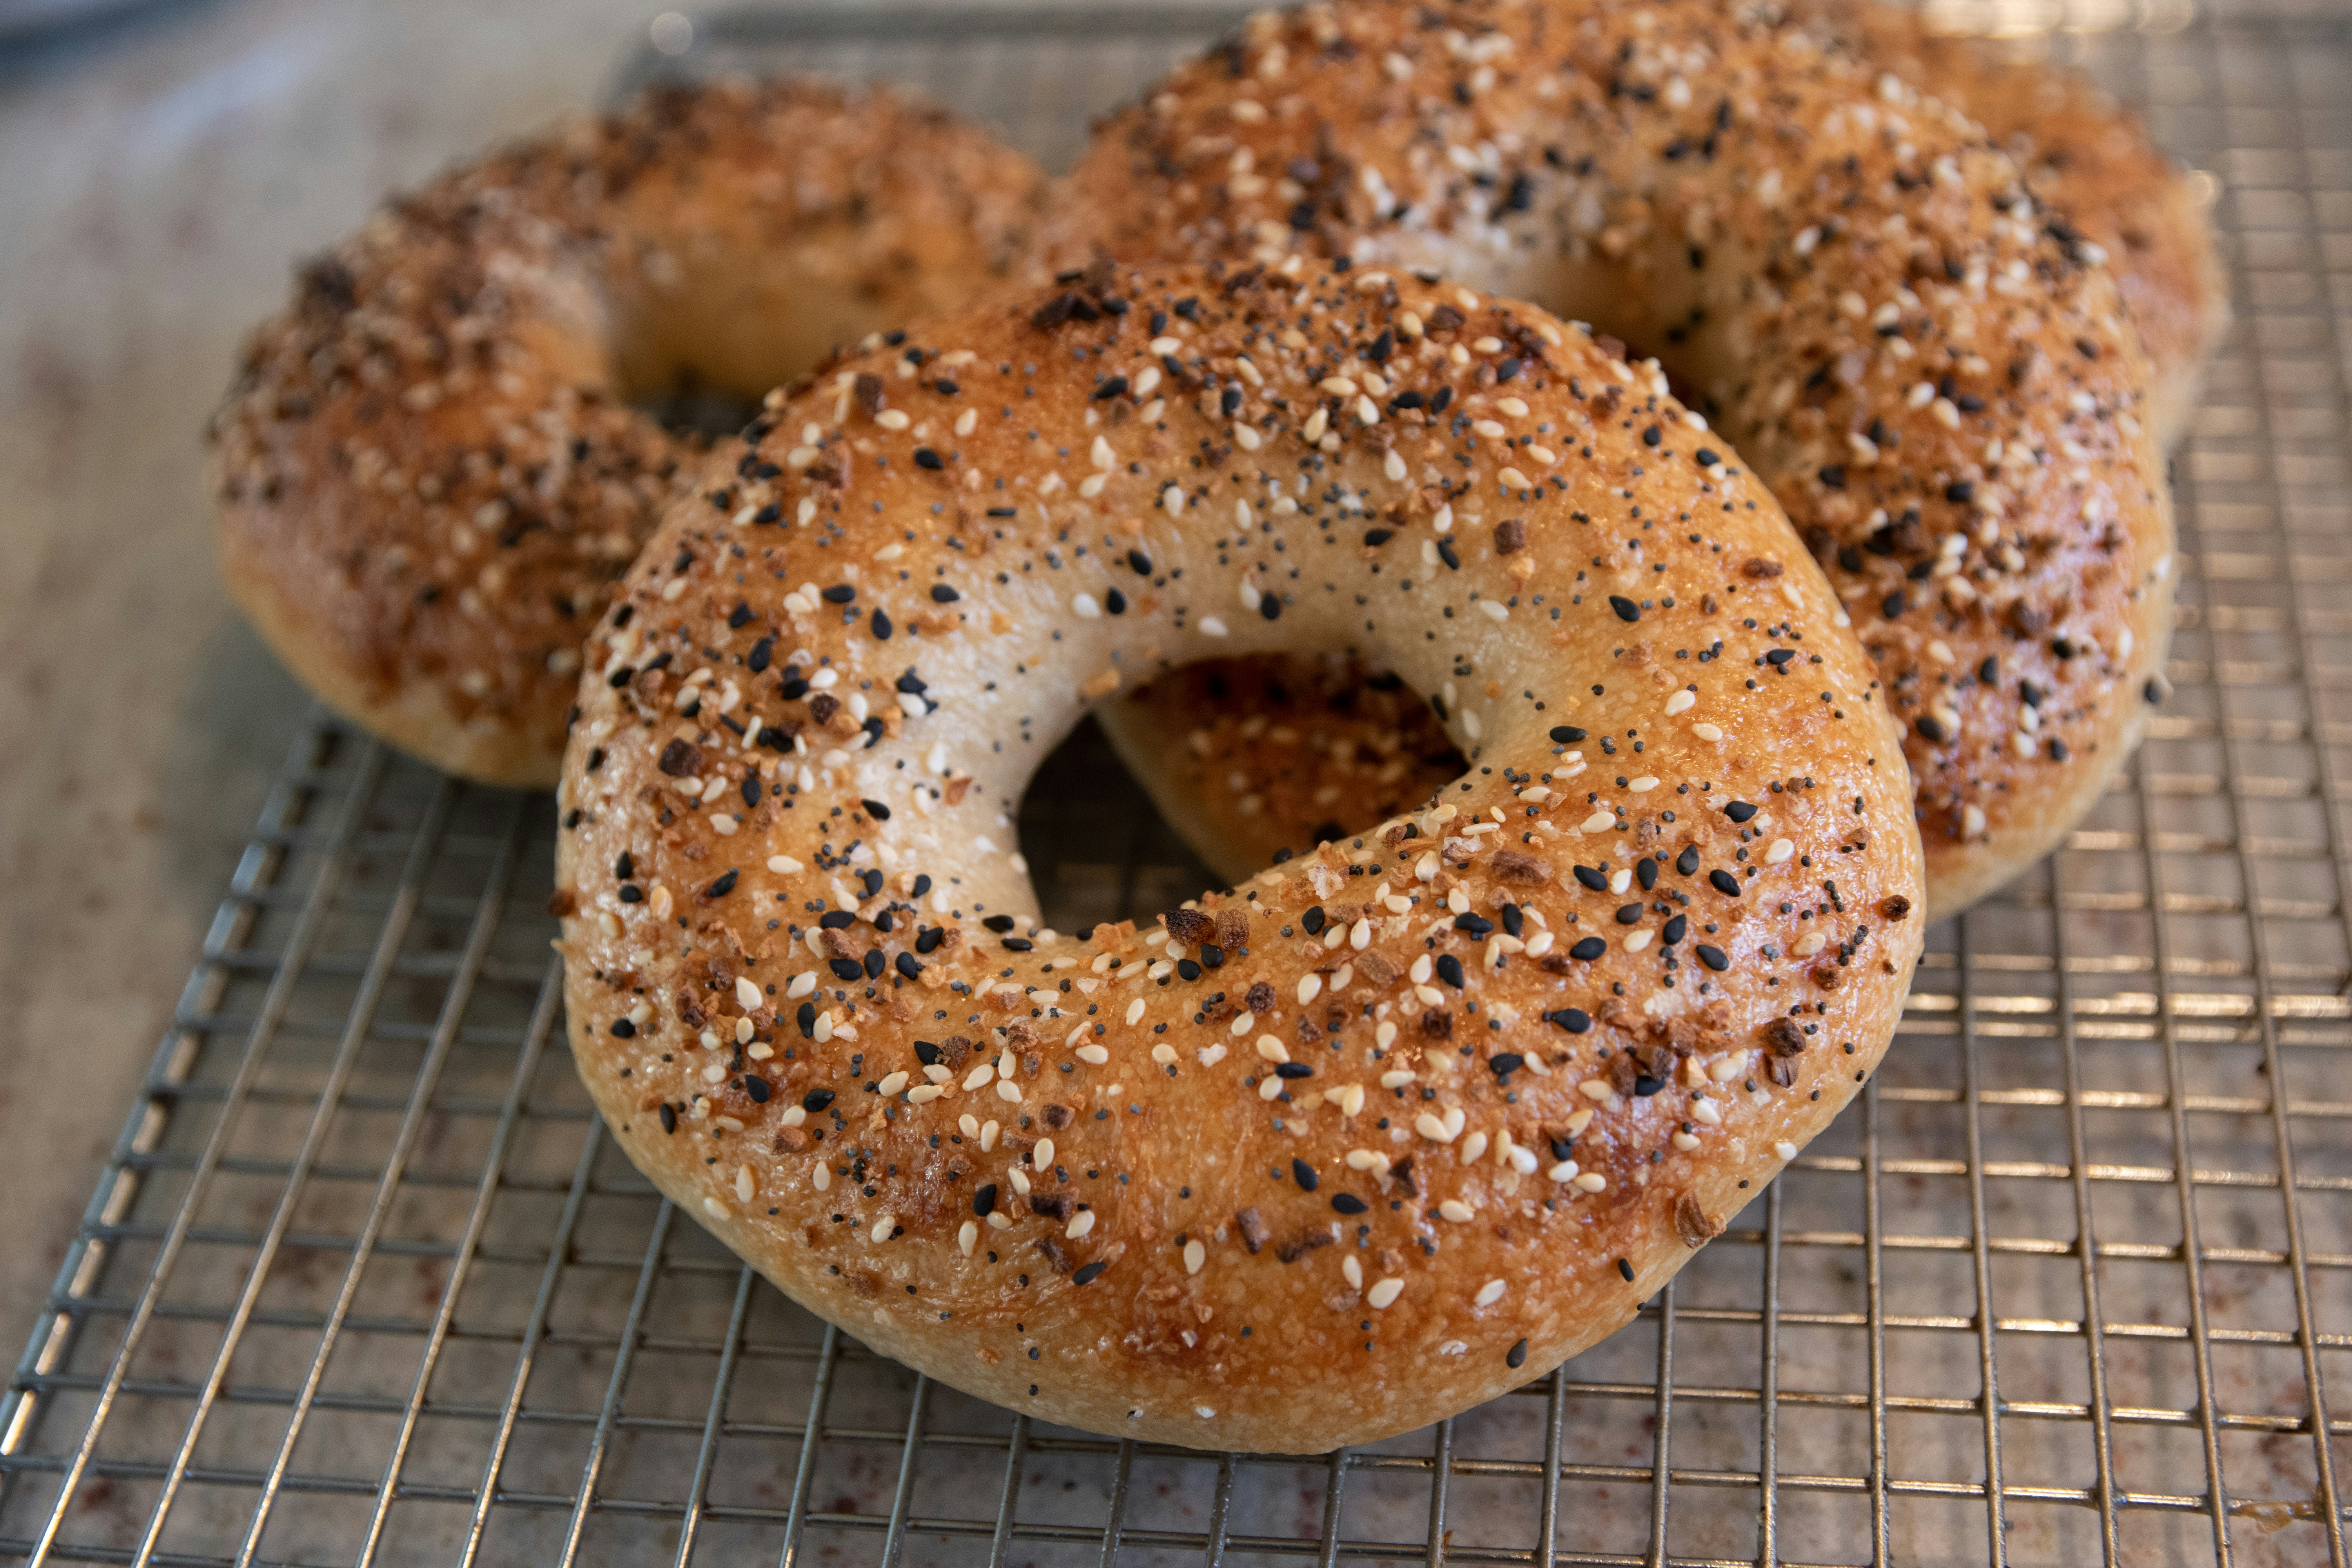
[
  {"left": 1058, "top": 0, "right": 2176, "bottom": 916},
  {"left": 553, "top": 261, "right": 1925, "bottom": 1452},
  {"left": 210, "top": 78, "right": 1049, "bottom": 785}
]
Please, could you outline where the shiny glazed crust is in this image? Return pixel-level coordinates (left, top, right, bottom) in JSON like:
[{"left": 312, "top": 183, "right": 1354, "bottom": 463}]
[
  {"left": 1059, "top": 0, "right": 2177, "bottom": 915},
  {"left": 554, "top": 261, "right": 1925, "bottom": 1452},
  {"left": 210, "top": 78, "right": 1050, "bottom": 785}
]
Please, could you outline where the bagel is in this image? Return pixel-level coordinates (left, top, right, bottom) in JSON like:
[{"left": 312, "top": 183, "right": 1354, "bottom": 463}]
[
  {"left": 210, "top": 78, "right": 1049, "bottom": 786},
  {"left": 1058, "top": 0, "right": 2177, "bottom": 916},
  {"left": 552, "top": 260, "right": 1926, "bottom": 1452}
]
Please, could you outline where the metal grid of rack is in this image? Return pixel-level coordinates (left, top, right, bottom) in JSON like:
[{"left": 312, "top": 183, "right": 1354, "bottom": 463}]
[{"left": 5, "top": 2, "right": 2352, "bottom": 1563}]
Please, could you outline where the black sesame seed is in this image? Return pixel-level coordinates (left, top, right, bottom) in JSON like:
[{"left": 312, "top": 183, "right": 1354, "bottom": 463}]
[
  {"left": 1610, "top": 595, "right": 1641, "bottom": 622},
  {"left": 1709, "top": 869, "right": 1742, "bottom": 897},
  {"left": 1569, "top": 936, "right": 1607, "bottom": 960},
  {"left": 1696, "top": 944, "right": 1730, "bottom": 971}
]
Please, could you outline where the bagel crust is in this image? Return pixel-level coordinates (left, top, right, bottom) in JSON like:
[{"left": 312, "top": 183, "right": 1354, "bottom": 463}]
[
  {"left": 1056, "top": 0, "right": 2176, "bottom": 915},
  {"left": 1798, "top": 0, "right": 2223, "bottom": 441},
  {"left": 555, "top": 261, "right": 1924, "bottom": 1452},
  {"left": 210, "top": 79, "right": 1049, "bottom": 786}
]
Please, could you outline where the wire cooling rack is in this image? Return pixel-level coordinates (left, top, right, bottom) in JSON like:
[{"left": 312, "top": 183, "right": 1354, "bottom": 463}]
[{"left": 6, "top": 2, "right": 2352, "bottom": 1564}]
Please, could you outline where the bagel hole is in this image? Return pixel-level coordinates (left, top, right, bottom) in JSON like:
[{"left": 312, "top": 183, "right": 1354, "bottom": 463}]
[
  {"left": 608, "top": 269, "right": 920, "bottom": 442},
  {"left": 1018, "top": 715, "right": 1220, "bottom": 933},
  {"left": 630, "top": 374, "right": 766, "bottom": 443},
  {"left": 1081, "top": 655, "right": 1467, "bottom": 899}
]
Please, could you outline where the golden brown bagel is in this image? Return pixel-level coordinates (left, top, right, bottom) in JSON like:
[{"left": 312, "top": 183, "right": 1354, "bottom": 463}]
[
  {"left": 553, "top": 261, "right": 1925, "bottom": 1452},
  {"left": 1060, "top": 0, "right": 2178, "bottom": 916},
  {"left": 210, "top": 78, "right": 1049, "bottom": 785}
]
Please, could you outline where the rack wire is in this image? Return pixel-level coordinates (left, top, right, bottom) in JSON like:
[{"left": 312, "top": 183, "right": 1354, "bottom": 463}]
[{"left": 4, "top": 2, "right": 2349, "bottom": 1563}]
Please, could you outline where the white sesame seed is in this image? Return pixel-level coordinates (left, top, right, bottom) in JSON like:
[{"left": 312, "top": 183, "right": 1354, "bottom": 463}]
[
  {"left": 1573, "top": 1171, "right": 1608, "bottom": 1193},
  {"left": 1200, "top": 617, "right": 1229, "bottom": 637},
  {"left": 1794, "top": 932, "right": 1828, "bottom": 956},
  {"left": 767, "top": 854, "right": 802, "bottom": 874},
  {"left": 1234, "top": 423, "right": 1261, "bottom": 451},
  {"left": 1337, "top": 1083, "right": 1366, "bottom": 1116},
  {"left": 1666, "top": 690, "right": 1696, "bottom": 715},
  {"left": 1547, "top": 1160, "right": 1578, "bottom": 1182},
  {"left": 1256, "top": 1035, "right": 1290, "bottom": 1063},
  {"left": 871, "top": 1215, "right": 895, "bottom": 1243},
  {"left": 877, "top": 1071, "right": 909, "bottom": 1097},
  {"left": 1580, "top": 809, "right": 1616, "bottom": 833},
  {"left": 733, "top": 976, "right": 763, "bottom": 1011},
  {"left": 1297, "top": 973, "right": 1323, "bottom": 1005},
  {"left": 959, "top": 1220, "right": 978, "bottom": 1256},
  {"left": 1693, "top": 1099, "right": 1724, "bottom": 1125},
  {"left": 1628, "top": 776, "right": 1659, "bottom": 793},
  {"left": 1579, "top": 1078, "right": 1613, "bottom": 1102},
  {"left": 1385, "top": 448, "right": 1408, "bottom": 481},
  {"left": 1077, "top": 1044, "right": 1110, "bottom": 1065},
  {"left": 1184, "top": 1238, "right": 1206, "bottom": 1274},
  {"left": 1415, "top": 1112, "right": 1456, "bottom": 1143},
  {"left": 1067, "top": 1210, "right": 1096, "bottom": 1240},
  {"left": 1073, "top": 593, "right": 1102, "bottom": 619},
  {"left": 1367, "top": 1278, "right": 1405, "bottom": 1309},
  {"left": 735, "top": 1165, "right": 754, "bottom": 1203},
  {"left": 1765, "top": 838, "right": 1795, "bottom": 865},
  {"left": 1775, "top": 1141, "right": 1799, "bottom": 1161},
  {"left": 1692, "top": 723, "right": 1724, "bottom": 742},
  {"left": 1440, "top": 1199, "right": 1475, "bottom": 1222},
  {"left": 995, "top": 1079, "right": 1022, "bottom": 1103},
  {"left": 1475, "top": 1278, "right": 1506, "bottom": 1307},
  {"left": 812, "top": 1163, "right": 831, "bottom": 1192},
  {"left": 702, "top": 1196, "right": 731, "bottom": 1220},
  {"left": 875, "top": 410, "right": 910, "bottom": 431},
  {"left": 1091, "top": 436, "right": 1116, "bottom": 470}
]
